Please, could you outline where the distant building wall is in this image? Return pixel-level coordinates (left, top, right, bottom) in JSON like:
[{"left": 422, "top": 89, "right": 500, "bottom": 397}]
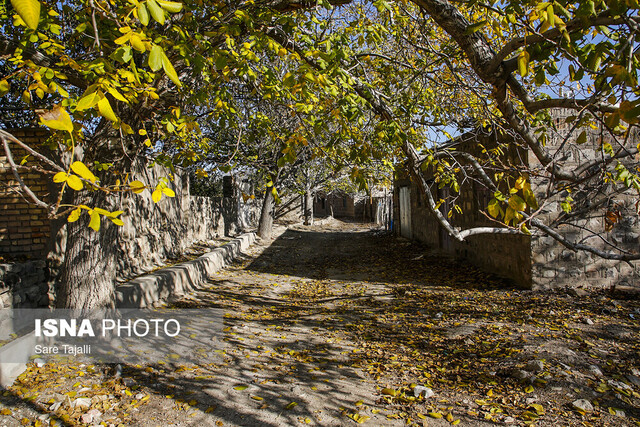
[{"left": 394, "top": 176, "right": 531, "bottom": 288}]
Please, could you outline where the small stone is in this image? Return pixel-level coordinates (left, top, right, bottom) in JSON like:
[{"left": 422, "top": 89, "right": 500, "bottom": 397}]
[
  {"left": 504, "top": 416, "right": 516, "bottom": 424},
  {"left": 525, "top": 360, "right": 544, "bottom": 373},
  {"left": 413, "top": 385, "right": 434, "bottom": 399},
  {"left": 608, "top": 380, "right": 632, "bottom": 391},
  {"left": 569, "top": 288, "right": 589, "bottom": 298},
  {"left": 512, "top": 370, "right": 531, "bottom": 381},
  {"left": 583, "top": 318, "right": 594, "bottom": 325},
  {"left": 70, "top": 398, "right": 91, "bottom": 409},
  {"left": 123, "top": 378, "right": 135, "bottom": 387},
  {"left": 37, "top": 414, "right": 50, "bottom": 421},
  {"left": 79, "top": 387, "right": 91, "bottom": 393},
  {"left": 81, "top": 408, "right": 102, "bottom": 424},
  {"left": 435, "top": 312, "right": 443, "bottom": 319},
  {"left": 571, "top": 399, "right": 593, "bottom": 413},
  {"left": 33, "top": 358, "right": 45, "bottom": 368},
  {"left": 612, "top": 409, "right": 626, "bottom": 418},
  {"left": 587, "top": 365, "right": 603, "bottom": 378},
  {"left": 525, "top": 398, "right": 536, "bottom": 405},
  {"left": 114, "top": 364, "right": 122, "bottom": 378},
  {"left": 135, "top": 393, "right": 146, "bottom": 400},
  {"left": 627, "top": 375, "right": 640, "bottom": 388}
]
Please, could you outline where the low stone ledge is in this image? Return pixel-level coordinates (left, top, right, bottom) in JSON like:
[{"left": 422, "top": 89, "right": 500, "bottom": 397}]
[{"left": 116, "top": 232, "right": 256, "bottom": 308}]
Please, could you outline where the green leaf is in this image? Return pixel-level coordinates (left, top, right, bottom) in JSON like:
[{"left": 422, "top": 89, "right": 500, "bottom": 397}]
[
  {"left": 518, "top": 51, "right": 530, "bottom": 77},
  {"left": 149, "top": 45, "right": 163, "bottom": 72},
  {"left": 157, "top": 0, "right": 183, "bottom": 13},
  {"left": 76, "top": 91, "right": 102, "bottom": 111},
  {"left": 161, "top": 51, "right": 182, "bottom": 86},
  {"left": 88, "top": 210, "right": 100, "bottom": 231},
  {"left": 576, "top": 130, "right": 587, "bottom": 145},
  {"left": 70, "top": 161, "right": 98, "bottom": 183},
  {"left": 233, "top": 385, "right": 248, "bottom": 391},
  {"left": 146, "top": 0, "right": 165, "bottom": 25},
  {"left": 11, "top": 0, "right": 41, "bottom": 30},
  {"left": 465, "top": 20, "right": 487, "bottom": 34},
  {"left": 138, "top": 2, "right": 149, "bottom": 26}
]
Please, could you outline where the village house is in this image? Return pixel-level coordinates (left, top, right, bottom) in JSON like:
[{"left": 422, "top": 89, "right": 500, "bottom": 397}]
[{"left": 393, "top": 110, "right": 639, "bottom": 289}]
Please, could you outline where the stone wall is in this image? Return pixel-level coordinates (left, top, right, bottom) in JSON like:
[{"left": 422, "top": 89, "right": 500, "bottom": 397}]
[
  {"left": 529, "top": 109, "right": 639, "bottom": 288},
  {"left": 0, "top": 128, "right": 258, "bottom": 306}
]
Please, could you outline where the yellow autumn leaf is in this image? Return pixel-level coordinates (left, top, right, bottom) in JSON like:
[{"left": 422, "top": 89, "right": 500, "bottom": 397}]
[
  {"left": 162, "top": 187, "right": 175, "bottom": 197},
  {"left": 66, "top": 174, "right": 83, "bottom": 191},
  {"left": 88, "top": 210, "right": 100, "bottom": 231},
  {"left": 130, "top": 33, "right": 146, "bottom": 52},
  {"left": 11, "top": 0, "right": 40, "bottom": 30},
  {"left": 152, "top": 189, "right": 162, "bottom": 203},
  {"left": 76, "top": 91, "right": 102, "bottom": 111},
  {"left": 149, "top": 45, "right": 163, "bottom": 71},
  {"left": 138, "top": 2, "right": 149, "bottom": 25},
  {"left": 39, "top": 105, "right": 73, "bottom": 132},
  {"left": 53, "top": 171, "right": 67, "bottom": 183},
  {"left": 129, "top": 180, "right": 146, "bottom": 193},
  {"left": 146, "top": 0, "right": 165, "bottom": 24},
  {"left": 97, "top": 97, "right": 118, "bottom": 122},
  {"left": 285, "top": 401, "right": 297, "bottom": 410},
  {"left": 70, "top": 161, "right": 97, "bottom": 183},
  {"left": 234, "top": 385, "right": 248, "bottom": 391},
  {"left": 161, "top": 51, "right": 182, "bottom": 87},
  {"left": 67, "top": 208, "right": 81, "bottom": 222},
  {"left": 157, "top": 0, "right": 183, "bottom": 12}
]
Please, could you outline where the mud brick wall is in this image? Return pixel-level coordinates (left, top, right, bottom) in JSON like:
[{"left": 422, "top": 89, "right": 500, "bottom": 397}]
[
  {"left": 394, "top": 178, "right": 532, "bottom": 288},
  {"left": 0, "top": 128, "right": 52, "bottom": 258}
]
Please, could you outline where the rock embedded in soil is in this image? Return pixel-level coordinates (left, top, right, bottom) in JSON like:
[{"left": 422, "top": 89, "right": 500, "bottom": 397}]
[
  {"left": 571, "top": 399, "right": 593, "bottom": 413},
  {"left": 525, "top": 360, "right": 544, "bottom": 373},
  {"left": 413, "top": 385, "right": 434, "bottom": 398}
]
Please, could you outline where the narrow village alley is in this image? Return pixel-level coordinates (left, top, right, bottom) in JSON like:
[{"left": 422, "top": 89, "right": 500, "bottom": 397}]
[{"left": 2, "top": 220, "right": 639, "bottom": 426}]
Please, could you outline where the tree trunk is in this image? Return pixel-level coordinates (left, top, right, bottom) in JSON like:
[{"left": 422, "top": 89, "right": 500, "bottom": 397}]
[
  {"left": 257, "top": 185, "right": 275, "bottom": 239},
  {"left": 56, "top": 190, "right": 119, "bottom": 309},
  {"left": 303, "top": 188, "right": 314, "bottom": 226}
]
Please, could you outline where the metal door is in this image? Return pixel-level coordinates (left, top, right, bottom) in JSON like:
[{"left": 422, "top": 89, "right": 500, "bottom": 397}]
[{"left": 399, "top": 186, "right": 412, "bottom": 239}]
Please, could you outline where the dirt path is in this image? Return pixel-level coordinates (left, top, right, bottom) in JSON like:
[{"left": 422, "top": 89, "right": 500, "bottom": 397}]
[{"left": 2, "top": 220, "right": 639, "bottom": 426}]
